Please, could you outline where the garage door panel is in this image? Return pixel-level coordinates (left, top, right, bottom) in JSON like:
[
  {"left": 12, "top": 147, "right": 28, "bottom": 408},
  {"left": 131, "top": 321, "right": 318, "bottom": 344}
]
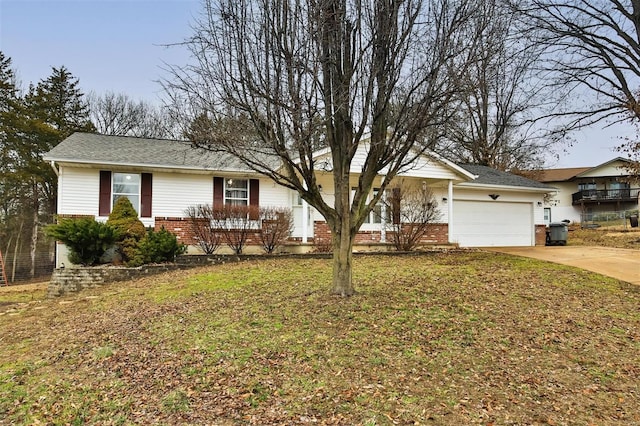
[{"left": 452, "top": 200, "right": 533, "bottom": 247}]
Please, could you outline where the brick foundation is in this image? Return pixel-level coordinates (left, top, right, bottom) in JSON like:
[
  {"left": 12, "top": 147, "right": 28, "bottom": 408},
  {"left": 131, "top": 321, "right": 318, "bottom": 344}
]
[
  {"left": 313, "top": 221, "right": 449, "bottom": 247},
  {"left": 155, "top": 217, "right": 266, "bottom": 246},
  {"left": 535, "top": 224, "right": 547, "bottom": 246}
]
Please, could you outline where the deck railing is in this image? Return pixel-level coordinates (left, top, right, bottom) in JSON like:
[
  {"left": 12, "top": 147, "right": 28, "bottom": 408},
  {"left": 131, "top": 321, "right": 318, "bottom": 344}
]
[{"left": 572, "top": 188, "right": 640, "bottom": 204}]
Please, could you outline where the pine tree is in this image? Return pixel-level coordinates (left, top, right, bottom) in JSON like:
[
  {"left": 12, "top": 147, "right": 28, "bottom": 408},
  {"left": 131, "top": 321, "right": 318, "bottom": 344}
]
[
  {"left": 18, "top": 66, "right": 95, "bottom": 277},
  {"left": 0, "top": 52, "right": 29, "bottom": 281}
]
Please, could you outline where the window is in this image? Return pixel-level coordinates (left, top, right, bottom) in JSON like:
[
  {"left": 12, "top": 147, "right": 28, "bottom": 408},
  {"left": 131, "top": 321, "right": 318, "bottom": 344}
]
[
  {"left": 609, "top": 182, "right": 629, "bottom": 190},
  {"left": 544, "top": 208, "right": 551, "bottom": 225},
  {"left": 609, "top": 181, "right": 630, "bottom": 198},
  {"left": 353, "top": 187, "right": 383, "bottom": 224},
  {"left": 112, "top": 173, "right": 140, "bottom": 213},
  {"left": 370, "top": 189, "right": 383, "bottom": 224},
  {"left": 225, "top": 179, "right": 249, "bottom": 206},
  {"left": 578, "top": 182, "right": 596, "bottom": 191}
]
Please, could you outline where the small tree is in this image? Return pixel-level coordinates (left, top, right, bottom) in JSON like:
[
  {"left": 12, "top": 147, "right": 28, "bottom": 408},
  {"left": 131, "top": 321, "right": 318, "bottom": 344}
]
[
  {"left": 387, "top": 184, "right": 442, "bottom": 251},
  {"left": 185, "top": 204, "right": 223, "bottom": 254},
  {"left": 44, "top": 218, "right": 119, "bottom": 266},
  {"left": 259, "top": 207, "right": 294, "bottom": 254},
  {"left": 106, "top": 197, "right": 146, "bottom": 264},
  {"left": 213, "top": 205, "right": 259, "bottom": 255}
]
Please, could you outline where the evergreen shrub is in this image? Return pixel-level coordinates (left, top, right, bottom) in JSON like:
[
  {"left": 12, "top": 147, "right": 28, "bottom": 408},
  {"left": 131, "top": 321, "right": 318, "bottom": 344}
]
[
  {"left": 128, "top": 227, "right": 186, "bottom": 267},
  {"left": 45, "top": 218, "right": 119, "bottom": 266}
]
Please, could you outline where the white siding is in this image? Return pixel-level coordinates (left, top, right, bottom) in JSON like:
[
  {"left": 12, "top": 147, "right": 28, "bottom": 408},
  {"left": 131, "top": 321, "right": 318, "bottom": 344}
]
[
  {"left": 396, "top": 156, "right": 462, "bottom": 180},
  {"left": 259, "top": 179, "right": 291, "bottom": 208},
  {"left": 550, "top": 206, "right": 581, "bottom": 223},
  {"left": 152, "top": 172, "right": 214, "bottom": 217},
  {"left": 351, "top": 144, "right": 462, "bottom": 180},
  {"left": 58, "top": 167, "right": 100, "bottom": 216},
  {"left": 579, "top": 161, "right": 629, "bottom": 178},
  {"left": 59, "top": 168, "right": 295, "bottom": 220}
]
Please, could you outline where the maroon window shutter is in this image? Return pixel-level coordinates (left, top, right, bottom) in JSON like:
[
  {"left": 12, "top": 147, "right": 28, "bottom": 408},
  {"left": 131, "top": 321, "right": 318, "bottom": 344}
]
[
  {"left": 392, "top": 187, "right": 401, "bottom": 225},
  {"left": 141, "top": 173, "right": 153, "bottom": 218},
  {"left": 99, "top": 171, "right": 112, "bottom": 216},
  {"left": 249, "top": 179, "right": 260, "bottom": 220},
  {"left": 213, "top": 177, "right": 224, "bottom": 207}
]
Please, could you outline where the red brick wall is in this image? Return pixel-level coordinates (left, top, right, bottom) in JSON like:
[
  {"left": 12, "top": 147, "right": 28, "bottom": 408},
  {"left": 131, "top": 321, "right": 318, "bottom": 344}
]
[
  {"left": 155, "top": 217, "right": 263, "bottom": 246},
  {"left": 155, "top": 217, "right": 196, "bottom": 244},
  {"left": 535, "top": 224, "right": 547, "bottom": 246},
  {"left": 313, "top": 221, "right": 449, "bottom": 246}
]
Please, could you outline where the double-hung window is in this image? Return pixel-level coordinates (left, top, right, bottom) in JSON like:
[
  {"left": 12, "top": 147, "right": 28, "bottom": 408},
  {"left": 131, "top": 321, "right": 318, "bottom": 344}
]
[
  {"left": 353, "top": 187, "right": 384, "bottom": 224},
  {"left": 225, "top": 179, "right": 249, "bottom": 206},
  {"left": 112, "top": 173, "right": 140, "bottom": 213}
]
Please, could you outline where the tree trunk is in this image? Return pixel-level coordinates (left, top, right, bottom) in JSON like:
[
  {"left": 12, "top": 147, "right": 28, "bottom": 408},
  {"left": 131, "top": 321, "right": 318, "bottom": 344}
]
[
  {"left": 12, "top": 220, "right": 23, "bottom": 283},
  {"left": 330, "top": 203, "right": 356, "bottom": 296},
  {"left": 30, "top": 208, "right": 38, "bottom": 279},
  {"left": 30, "top": 184, "right": 39, "bottom": 279},
  {"left": 331, "top": 230, "right": 355, "bottom": 296}
]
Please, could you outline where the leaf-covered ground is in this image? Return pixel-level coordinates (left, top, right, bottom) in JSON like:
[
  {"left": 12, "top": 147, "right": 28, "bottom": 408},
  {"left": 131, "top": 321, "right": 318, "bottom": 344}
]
[{"left": 1, "top": 252, "right": 639, "bottom": 425}]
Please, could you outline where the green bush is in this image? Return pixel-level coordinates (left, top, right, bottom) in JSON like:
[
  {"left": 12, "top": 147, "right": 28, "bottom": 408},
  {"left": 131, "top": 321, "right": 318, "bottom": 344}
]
[
  {"left": 106, "top": 197, "right": 146, "bottom": 264},
  {"left": 127, "top": 227, "right": 186, "bottom": 267},
  {"left": 45, "top": 218, "right": 119, "bottom": 266}
]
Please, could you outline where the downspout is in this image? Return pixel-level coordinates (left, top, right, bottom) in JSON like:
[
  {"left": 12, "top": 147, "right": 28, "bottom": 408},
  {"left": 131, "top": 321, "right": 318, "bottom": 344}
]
[
  {"left": 49, "top": 160, "right": 59, "bottom": 176},
  {"left": 49, "top": 161, "right": 60, "bottom": 268},
  {"left": 448, "top": 180, "right": 454, "bottom": 244}
]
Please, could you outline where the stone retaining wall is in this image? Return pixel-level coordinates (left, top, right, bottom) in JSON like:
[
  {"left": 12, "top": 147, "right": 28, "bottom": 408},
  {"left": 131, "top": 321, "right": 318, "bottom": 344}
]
[
  {"left": 48, "top": 264, "right": 186, "bottom": 298},
  {"left": 47, "top": 255, "right": 271, "bottom": 298},
  {"left": 48, "top": 249, "right": 458, "bottom": 298}
]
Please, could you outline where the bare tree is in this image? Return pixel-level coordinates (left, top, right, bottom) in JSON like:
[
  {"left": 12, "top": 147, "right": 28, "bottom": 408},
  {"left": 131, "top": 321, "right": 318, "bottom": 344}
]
[
  {"left": 213, "top": 205, "right": 259, "bottom": 255},
  {"left": 185, "top": 204, "right": 223, "bottom": 254},
  {"left": 88, "top": 91, "right": 180, "bottom": 139},
  {"left": 386, "top": 183, "right": 442, "bottom": 251},
  {"left": 165, "top": 0, "right": 480, "bottom": 295},
  {"left": 512, "top": 0, "right": 640, "bottom": 175},
  {"left": 437, "top": 0, "right": 555, "bottom": 171},
  {"left": 260, "top": 207, "right": 294, "bottom": 254}
]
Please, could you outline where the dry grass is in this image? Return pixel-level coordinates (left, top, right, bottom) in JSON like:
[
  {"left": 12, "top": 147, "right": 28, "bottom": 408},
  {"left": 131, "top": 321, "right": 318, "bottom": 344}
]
[
  {"left": 568, "top": 226, "right": 640, "bottom": 249},
  {"left": 1, "top": 253, "right": 639, "bottom": 425}
]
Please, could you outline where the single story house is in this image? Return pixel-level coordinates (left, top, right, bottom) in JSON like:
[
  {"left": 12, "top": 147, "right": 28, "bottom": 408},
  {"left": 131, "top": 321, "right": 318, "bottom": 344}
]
[
  {"left": 44, "top": 133, "right": 553, "bottom": 266},
  {"left": 537, "top": 157, "right": 639, "bottom": 224}
]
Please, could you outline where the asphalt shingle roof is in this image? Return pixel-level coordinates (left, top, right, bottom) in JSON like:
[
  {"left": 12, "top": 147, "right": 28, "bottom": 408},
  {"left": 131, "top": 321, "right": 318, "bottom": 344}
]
[
  {"left": 459, "top": 164, "right": 553, "bottom": 190},
  {"left": 536, "top": 167, "right": 591, "bottom": 182},
  {"left": 45, "top": 134, "right": 553, "bottom": 191},
  {"left": 43, "top": 132, "right": 261, "bottom": 172}
]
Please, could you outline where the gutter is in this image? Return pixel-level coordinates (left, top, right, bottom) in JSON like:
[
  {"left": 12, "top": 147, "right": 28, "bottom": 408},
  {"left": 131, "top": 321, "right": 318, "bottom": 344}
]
[{"left": 49, "top": 160, "right": 59, "bottom": 176}]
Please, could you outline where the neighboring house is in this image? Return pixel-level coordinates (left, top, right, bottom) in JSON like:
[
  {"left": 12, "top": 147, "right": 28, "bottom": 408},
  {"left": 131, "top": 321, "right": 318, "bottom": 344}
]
[
  {"left": 43, "top": 133, "right": 552, "bottom": 266},
  {"left": 538, "top": 157, "right": 639, "bottom": 224}
]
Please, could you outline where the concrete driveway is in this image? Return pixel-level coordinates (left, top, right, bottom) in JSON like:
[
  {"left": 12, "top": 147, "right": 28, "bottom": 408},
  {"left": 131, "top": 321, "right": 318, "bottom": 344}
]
[{"left": 487, "top": 246, "right": 640, "bottom": 286}]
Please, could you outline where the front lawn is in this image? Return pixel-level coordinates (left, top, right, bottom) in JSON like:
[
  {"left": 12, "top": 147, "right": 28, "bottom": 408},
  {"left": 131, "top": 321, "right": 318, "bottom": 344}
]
[{"left": 1, "top": 252, "right": 639, "bottom": 425}]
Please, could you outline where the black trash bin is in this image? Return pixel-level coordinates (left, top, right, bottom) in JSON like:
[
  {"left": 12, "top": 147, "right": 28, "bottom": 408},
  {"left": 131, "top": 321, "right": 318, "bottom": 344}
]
[
  {"left": 630, "top": 215, "right": 639, "bottom": 228},
  {"left": 547, "top": 222, "right": 568, "bottom": 246}
]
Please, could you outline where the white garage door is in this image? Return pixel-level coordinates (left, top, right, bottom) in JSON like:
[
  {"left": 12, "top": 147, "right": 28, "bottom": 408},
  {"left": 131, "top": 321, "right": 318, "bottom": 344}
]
[{"left": 452, "top": 200, "right": 533, "bottom": 247}]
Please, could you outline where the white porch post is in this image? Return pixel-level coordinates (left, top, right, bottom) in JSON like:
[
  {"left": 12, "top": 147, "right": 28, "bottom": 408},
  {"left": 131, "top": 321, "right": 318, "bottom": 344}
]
[
  {"left": 302, "top": 188, "right": 309, "bottom": 244},
  {"left": 380, "top": 190, "right": 387, "bottom": 243},
  {"left": 448, "top": 179, "right": 454, "bottom": 244}
]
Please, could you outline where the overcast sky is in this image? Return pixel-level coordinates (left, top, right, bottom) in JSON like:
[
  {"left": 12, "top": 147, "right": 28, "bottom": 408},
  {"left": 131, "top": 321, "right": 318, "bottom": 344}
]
[{"left": 0, "top": 0, "right": 634, "bottom": 168}]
